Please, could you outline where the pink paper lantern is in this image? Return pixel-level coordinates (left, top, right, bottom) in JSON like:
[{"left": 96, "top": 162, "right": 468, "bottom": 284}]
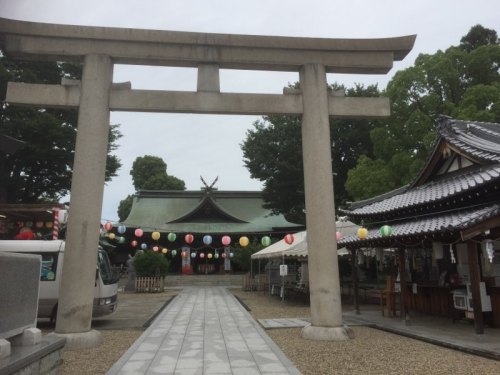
[
  {"left": 221, "top": 235, "right": 231, "bottom": 246},
  {"left": 284, "top": 233, "right": 294, "bottom": 245},
  {"left": 153, "top": 246, "right": 159, "bottom": 252},
  {"left": 134, "top": 228, "right": 144, "bottom": 237},
  {"left": 131, "top": 240, "right": 138, "bottom": 247},
  {"left": 200, "top": 253, "right": 205, "bottom": 259},
  {"left": 336, "top": 231, "right": 342, "bottom": 241},
  {"left": 104, "top": 222, "right": 113, "bottom": 231}
]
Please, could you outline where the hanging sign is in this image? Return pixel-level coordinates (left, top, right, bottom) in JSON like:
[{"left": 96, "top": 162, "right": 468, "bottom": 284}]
[{"left": 280, "top": 264, "right": 288, "bottom": 276}]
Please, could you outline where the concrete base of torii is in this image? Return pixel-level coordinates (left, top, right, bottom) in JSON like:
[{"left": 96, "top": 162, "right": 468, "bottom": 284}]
[
  {"left": 301, "top": 324, "right": 354, "bottom": 341},
  {"left": 47, "top": 330, "right": 102, "bottom": 350}
]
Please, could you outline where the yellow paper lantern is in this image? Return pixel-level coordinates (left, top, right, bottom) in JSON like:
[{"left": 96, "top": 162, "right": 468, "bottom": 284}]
[
  {"left": 152, "top": 231, "right": 161, "bottom": 241},
  {"left": 357, "top": 227, "right": 368, "bottom": 240},
  {"left": 239, "top": 236, "right": 249, "bottom": 247},
  {"left": 108, "top": 233, "right": 116, "bottom": 240}
]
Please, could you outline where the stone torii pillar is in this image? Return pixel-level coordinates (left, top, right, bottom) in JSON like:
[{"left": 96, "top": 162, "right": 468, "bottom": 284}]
[
  {"left": 0, "top": 17, "right": 415, "bottom": 347},
  {"left": 300, "top": 63, "right": 350, "bottom": 339},
  {"left": 54, "top": 55, "right": 113, "bottom": 345}
]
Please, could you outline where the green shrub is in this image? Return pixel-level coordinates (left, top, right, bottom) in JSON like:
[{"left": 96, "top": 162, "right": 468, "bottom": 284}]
[{"left": 133, "top": 251, "right": 169, "bottom": 277}]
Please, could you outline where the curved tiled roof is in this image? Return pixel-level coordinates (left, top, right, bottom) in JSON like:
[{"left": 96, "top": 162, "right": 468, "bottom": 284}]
[
  {"left": 347, "top": 164, "right": 500, "bottom": 218},
  {"left": 339, "top": 203, "right": 500, "bottom": 247},
  {"left": 440, "top": 119, "right": 500, "bottom": 162}
]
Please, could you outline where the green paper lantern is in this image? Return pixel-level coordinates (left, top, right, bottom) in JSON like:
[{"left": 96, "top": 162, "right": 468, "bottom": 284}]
[
  {"left": 261, "top": 236, "right": 271, "bottom": 247},
  {"left": 167, "top": 232, "right": 176, "bottom": 242},
  {"left": 380, "top": 225, "right": 392, "bottom": 237}
]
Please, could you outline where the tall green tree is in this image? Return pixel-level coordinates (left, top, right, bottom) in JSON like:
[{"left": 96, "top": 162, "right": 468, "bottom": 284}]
[
  {"left": 117, "top": 155, "right": 186, "bottom": 221},
  {"left": 242, "top": 84, "right": 381, "bottom": 224},
  {"left": 0, "top": 55, "right": 122, "bottom": 203},
  {"left": 345, "top": 25, "right": 500, "bottom": 201}
]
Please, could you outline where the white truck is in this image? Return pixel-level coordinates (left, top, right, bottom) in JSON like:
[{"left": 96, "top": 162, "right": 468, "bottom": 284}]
[{"left": 0, "top": 240, "right": 118, "bottom": 322}]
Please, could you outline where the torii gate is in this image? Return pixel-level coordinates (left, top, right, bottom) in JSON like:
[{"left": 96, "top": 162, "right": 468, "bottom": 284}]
[{"left": 0, "top": 18, "right": 415, "bottom": 348}]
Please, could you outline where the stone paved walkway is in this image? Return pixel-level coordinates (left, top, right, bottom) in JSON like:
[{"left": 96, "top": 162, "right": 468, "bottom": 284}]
[{"left": 107, "top": 287, "right": 301, "bottom": 375}]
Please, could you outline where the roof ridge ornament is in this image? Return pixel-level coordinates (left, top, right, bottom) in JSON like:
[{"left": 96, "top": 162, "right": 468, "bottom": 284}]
[{"left": 200, "top": 175, "right": 219, "bottom": 194}]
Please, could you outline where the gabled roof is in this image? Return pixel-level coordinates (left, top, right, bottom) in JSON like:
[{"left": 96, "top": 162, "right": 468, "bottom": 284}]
[
  {"left": 346, "top": 164, "right": 500, "bottom": 219},
  {"left": 343, "top": 117, "right": 500, "bottom": 219},
  {"left": 123, "top": 189, "right": 303, "bottom": 234},
  {"left": 439, "top": 118, "right": 500, "bottom": 163},
  {"left": 341, "top": 117, "right": 500, "bottom": 247}
]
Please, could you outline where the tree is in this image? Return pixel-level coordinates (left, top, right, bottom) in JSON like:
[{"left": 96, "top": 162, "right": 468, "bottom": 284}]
[
  {"left": 117, "top": 194, "right": 134, "bottom": 222},
  {"left": 117, "top": 155, "right": 186, "bottom": 221},
  {"left": 345, "top": 25, "right": 500, "bottom": 201},
  {"left": 460, "top": 24, "right": 498, "bottom": 52},
  {"left": 130, "top": 155, "right": 185, "bottom": 191},
  {"left": 242, "top": 84, "right": 380, "bottom": 223},
  {"left": 0, "top": 54, "right": 122, "bottom": 203}
]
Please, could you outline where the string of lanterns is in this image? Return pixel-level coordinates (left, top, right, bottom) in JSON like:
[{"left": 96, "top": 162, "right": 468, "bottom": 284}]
[
  {"left": 355, "top": 224, "right": 393, "bottom": 240},
  {"left": 100, "top": 221, "right": 286, "bottom": 257}
]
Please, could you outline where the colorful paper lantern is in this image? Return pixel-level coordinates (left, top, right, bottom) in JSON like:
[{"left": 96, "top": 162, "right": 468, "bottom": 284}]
[
  {"left": 185, "top": 234, "right": 194, "bottom": 244},
  {"left": 214, "top": 252, "right": 219, "bottom": 259},
  {"left": 358, "top": 227, "right": 368, "bottom": 240},
  {"left": 380, "top": 225, "right": 392, "bottom": 237},
  {"left": 203, "top": 235, "right": 213, "bottom": 245},
  {"left": 230, "top": 252, "right": 234, "bottom": 258},
  {"left": 135, "top": 228, "right": 144, "bottom": 237},
  {"left": 239, "top": 236, "right": 249, "bottom": 247},
  {"left": 167, "top": 232, "right": 176, "bottom": 242},
  {"left": 261, "top": 236, "right": 271, "bottom": 247},
  {"left": 191, "top": 252, "right": 196, "bottom": 258},
  {"left": 117, "top": 225, "right": 126, "bottom": 234},
  {"left": 45, "top": 222, "right": 53, "bottom": 229},
  {"left": 222, "top": 252, "right": 226, "bottom": 258},
  {"left": 221, "top": 235, "right": 231, "bottom": 246},
  {"left": 162, "top": 248, "right": 168, "bottom": 254},
  {"left": 336, "top": 231, "right": 342, "bottom": 241},
  {"left": 108, "top": 233, "right": 116, "bottom": 240},
  {"left": 141, "top": 243, "right": 147, "bottom": 250},
  {"left": 152, "top": 231, "right": 161, "bottom": 241},
  {"left": 284, "top": 234, "right": 294, "bottom": 245},
  {"left": 200, "top": 253, "right": 205, "bottom": 259},
  {"left": 131, "top": 240, "right": 138, "bottom": 247},
  {"left": 104, "top": 222, "right": 113, "bottom": 231},
  {"left": 118, "top": 236, "right": 126, "bottom": 244},
  {"left": 36, "top": 221, "right": 44, "bottom": 228},
  {"left": 208, "top": 253, "right": 213, "bottom": 259},
  {"left": 181, "top": 251, "right": 187, "bottom": 257},
  {"left": 171, "top": 249, "right": 177, "bottom": 256},
  {"left": 153, "top": 246, "right": 159, "bottom": 252}
]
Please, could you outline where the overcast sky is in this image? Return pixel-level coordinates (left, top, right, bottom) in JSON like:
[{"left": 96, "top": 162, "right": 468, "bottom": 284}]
[{"left": 1, "top": 0, "right": 499, "bottom": 222}]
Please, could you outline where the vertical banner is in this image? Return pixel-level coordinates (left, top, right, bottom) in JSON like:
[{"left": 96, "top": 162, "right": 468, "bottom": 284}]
[
  {"left": 52, "top": 208, "right": 59, "bottom": 240},
  {"left": 181, "top": 245, "right": 191, "bottom": 274},
  {"left": 224, "top": 246, "right": 231, "bottom": 271}
]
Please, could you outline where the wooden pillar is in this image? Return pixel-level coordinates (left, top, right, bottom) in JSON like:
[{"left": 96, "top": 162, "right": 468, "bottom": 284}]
[
  {"left": 351, "top": 248, "right": 360, "bottom": 314},
  {"left": 398, "top": 247, "right": 408, "bottom": 322},
  {"left": 467, "top": 240, "right": 484, "bottom": 334}
]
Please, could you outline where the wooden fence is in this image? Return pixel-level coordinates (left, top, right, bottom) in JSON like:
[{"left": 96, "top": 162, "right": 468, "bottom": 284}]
[{"left": 135, "top": 276, "right": 164, "bottom": 293}]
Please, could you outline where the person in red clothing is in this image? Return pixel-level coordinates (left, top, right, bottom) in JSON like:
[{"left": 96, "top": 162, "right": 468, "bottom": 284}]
[{"left": 15, "top": 226, "right": 35, "bottom": 240}]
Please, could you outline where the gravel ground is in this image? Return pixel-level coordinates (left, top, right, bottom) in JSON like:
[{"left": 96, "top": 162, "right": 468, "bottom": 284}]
[
  {"left": 232, "top": 289, "right": 500, "bottom": 375},
  {"left": 59, "top": 288, "right": 500, "bottom": 374}
]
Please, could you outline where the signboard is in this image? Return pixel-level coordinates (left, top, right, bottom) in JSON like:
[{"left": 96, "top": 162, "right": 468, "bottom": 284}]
[{"left": 280, "top": 264, "right": 288, "bottom": 276}]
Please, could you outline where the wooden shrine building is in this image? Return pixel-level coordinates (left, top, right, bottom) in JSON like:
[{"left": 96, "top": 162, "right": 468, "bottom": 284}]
[
  {"left": 116, "top": 186, "right": 303, "bottom": 274},
  {"left": 339, "top": 117, "right": 500, "bottom": 333}
]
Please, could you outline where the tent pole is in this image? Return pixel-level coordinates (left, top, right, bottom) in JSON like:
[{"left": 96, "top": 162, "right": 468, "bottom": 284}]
[{"left": 351, "top": 248, "right": 360, "bottom": 314}]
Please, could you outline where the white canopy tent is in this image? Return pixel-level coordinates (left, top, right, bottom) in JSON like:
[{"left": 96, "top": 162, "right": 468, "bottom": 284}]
[{"left": 251, "top": 220, "right": 359, "bottom": 259}]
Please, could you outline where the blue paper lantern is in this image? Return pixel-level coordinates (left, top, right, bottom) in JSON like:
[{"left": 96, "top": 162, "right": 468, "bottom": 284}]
[
  {"left": 117, "top": 225, "right": 126, "bottom": 234},
  {"left": 203, "top": 235, "right": 213, "bottom": 245}
]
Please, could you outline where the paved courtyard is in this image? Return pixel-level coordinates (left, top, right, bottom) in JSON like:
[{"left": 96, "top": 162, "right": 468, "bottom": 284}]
[{"left": 107, "top": 287, "right": 301, "bottom": 375}]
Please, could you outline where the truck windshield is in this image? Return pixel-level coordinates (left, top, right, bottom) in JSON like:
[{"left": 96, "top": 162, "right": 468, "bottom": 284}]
[{"left": 97, "top": 249, "right": 116, "bottom": 285}]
